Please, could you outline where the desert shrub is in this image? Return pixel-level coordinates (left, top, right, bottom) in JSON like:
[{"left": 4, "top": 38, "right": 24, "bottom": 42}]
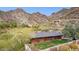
[
  {"left": 8, "top": 39, "right": 25, "bottom": 51},
  {"left": 0, "top": 39, "right": 15, "bottom": 51},
  {"left": 69, "top": 43, "right": 79, "bottom": 49},
  {"left": 9, "top": 21, "right": 17, "bottom": 28},
  {"left": 0, "top": 21, "right": 17, "bottom": 29},
  {"left": 58, "top": 45, "right": 71, "bottom": 51},
  {"left": 21, "top": 23, "right": 30, "bottom": 28},
  {"left": 0, "top": 35, "right": 25, "bottom": 51},
  {"left": 0, "top": 33, "right": 13, "bottom": 40},
  {"left": 0, "top": 27, "right": 32, "bottom": 51}
]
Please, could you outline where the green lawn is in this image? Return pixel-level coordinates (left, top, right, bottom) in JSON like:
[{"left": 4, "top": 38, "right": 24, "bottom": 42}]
[
  {"left": 35, "top": 39, "right": 69, "bottom": 50},
  {"left": 50, "top": 39, "right": 68, "bottom": 45}
]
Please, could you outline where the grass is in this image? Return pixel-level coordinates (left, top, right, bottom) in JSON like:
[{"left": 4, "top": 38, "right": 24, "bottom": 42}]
[
  {"left": 50, "top": 39, "right": 68, "bottom": 45},
  {"left": 35, "top": 39, "right": 69, "bottom": 50},
  {"left": 35, "top": 42, "right": 51, "bottom": 49}
]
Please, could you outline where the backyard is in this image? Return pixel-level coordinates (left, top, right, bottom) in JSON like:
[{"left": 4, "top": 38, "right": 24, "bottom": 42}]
[{"left": 34, "top": 39, "right": 70, "bottom": 50}]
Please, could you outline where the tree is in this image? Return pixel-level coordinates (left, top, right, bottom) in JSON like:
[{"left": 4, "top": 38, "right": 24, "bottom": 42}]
[
  {"left": 0, "top": 20, "right": 17, "bottom": 29},
  {"left": 9, "top": 21, "right": 17, "bottom": 28},
  {"left": 32, "top": 24, "right": 41, "bottom": 31},
  {"left": 63, "top": 22, "right": 79, "bottom": 40},
  {"left": 21, "top": 23, "right": 30, "bottom": 28}
]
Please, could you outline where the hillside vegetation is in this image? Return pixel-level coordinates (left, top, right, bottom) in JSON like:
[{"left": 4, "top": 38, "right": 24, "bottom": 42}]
[
  {"left": 0, "top": 7, "right": 79, "bottom": 51},
  {"left": 0, "top": 27, "right": 33, "bottom": 51}
]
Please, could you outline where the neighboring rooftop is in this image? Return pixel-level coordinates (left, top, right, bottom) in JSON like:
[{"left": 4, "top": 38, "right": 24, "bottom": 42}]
[{"left": 31, "top": 31, "right": 63, "bottom": 38}]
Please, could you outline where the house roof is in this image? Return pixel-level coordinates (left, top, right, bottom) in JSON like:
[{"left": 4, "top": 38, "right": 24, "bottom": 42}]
[{"left": 31, "top": 31, "right": 63, "bottom": 38}]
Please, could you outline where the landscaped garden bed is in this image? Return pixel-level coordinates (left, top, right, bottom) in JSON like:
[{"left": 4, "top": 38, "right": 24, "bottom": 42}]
[{"left": 33, "top": 39, "right": 70, "bottom": 50}]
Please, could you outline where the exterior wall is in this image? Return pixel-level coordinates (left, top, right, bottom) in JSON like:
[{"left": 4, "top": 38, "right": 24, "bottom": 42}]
[{"left": 31, "top": 36, "right": 63, "bottom": 44}]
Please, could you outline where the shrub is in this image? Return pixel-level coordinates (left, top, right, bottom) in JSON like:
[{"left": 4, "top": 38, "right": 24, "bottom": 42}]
[
  {"left": 58, "top": 45, "right": 71, "bottom": 51},
  {"left": 69, "top": 43, "right": 78, "bottom": 49},
  {"left": 0, "top": 27, "right": 32, "bottom": 51}
]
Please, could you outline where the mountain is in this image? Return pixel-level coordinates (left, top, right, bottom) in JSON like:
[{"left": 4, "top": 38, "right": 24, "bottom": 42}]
[
  {"left": 29, "top": 12, "right": 48, "bottom": 25},
  {"left": 49, "top": 7, "right": 79, "bottom": 31},
  {"left": 0, "top": 8, "right": 31, "bottom": 26},
  {"left": 0, "top": 7, "right": 79, "bottom": 31},
  {"left": 50, "top": 7, "right": 79, "bottom": 20},
  {"left": 0, "top": 8, "right": 49, "bottom": 27}
]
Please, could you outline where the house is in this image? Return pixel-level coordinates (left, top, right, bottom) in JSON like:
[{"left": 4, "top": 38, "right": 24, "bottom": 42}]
[{"left": 31, "top": 31, "right": 63, "bottom": 44}]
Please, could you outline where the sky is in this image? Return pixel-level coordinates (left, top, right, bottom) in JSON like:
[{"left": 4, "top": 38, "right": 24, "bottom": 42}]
[{"left": 0, "top": 7, "right": 66, "bottom": 16}]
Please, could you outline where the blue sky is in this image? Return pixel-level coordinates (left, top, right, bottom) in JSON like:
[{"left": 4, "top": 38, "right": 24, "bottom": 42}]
[{"left": 0, "top": 7, "right": 66, "bottom": 15}]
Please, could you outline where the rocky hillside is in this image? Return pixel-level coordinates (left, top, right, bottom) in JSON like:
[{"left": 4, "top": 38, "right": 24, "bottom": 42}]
[
  {"left": 0, "top": 8, "right": 49, "bottom": 27},
  {"left": 0, "top": 8, "right": 31, "bottom": 26},
  {"left": 0, "top": 7, "right": 79, "bottom": 30},
  {"left": 49, "top": 7, "right": 79, "bottom": 31}
]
